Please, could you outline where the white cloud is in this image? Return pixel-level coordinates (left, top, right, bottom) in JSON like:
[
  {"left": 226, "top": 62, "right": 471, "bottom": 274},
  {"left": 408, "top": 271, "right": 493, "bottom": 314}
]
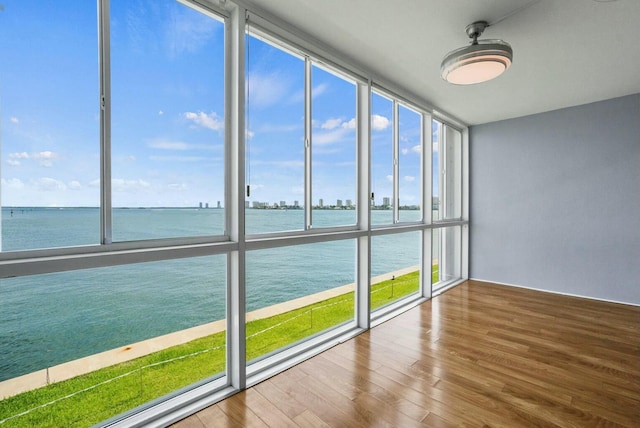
[
  {"left": 10, "top": 117, "right": 19, "bottom": 124},
  {"left": 314, "top": 128, "right": 351, "bottom": 145},
  {"left": 68, "top": 180, "right": 82, "bottom": 189},
  {"left": 1, "top": 178, "right": 25, "bottom": 189},
  {"left": 246, "top": 130, "right": 255, "bottom": 140},
  {"left": 159, "top": 110, "right": 164, "bottom": 116},
  {"left": 10, "top": 152, "right": 30, "bottom": 159},
  {"left": 372, "top": 114, "right": 391, "bottom": 131},
  {"left": 126, "top": 155, "right": 137, "bottom": 162},
  {"left": 34, "top": 151, "right": 57, "bottom": 160},
  {"left": 7, "top": 159, "right": 21, "bottom": 167},
  {"left": 386, "top": 174, "right": 393, "bottom": 182},
  {"left": 167, "top": 183, "right": 188, "bottom": 191},
  {"left": 312, "top": 83, "right": 328, "bottom": 98},
  {"left": 34, "top": 177, "right": 67, "bottom": 191},
  {"left": 342, "top": 118, "right": 356, "bottom": 129},
  {"left": 321, "top": 118, "right": 343, "bottom": 130},
  {"left": 404, "top": 175, "right": 415, "bottom": 182},
  {"left": 412, "top": 144, "right": 421, "bottom": 154},
  {"left": 112, "top": 178, "right": 152, "bottom": 193},
  {"left": 33, "top": 151, "right": 58, "bottom": 167},
  {"left": 401, "top": 148, "right": 409, "bottom": 155},
  {"left": 184, "top": 111, "right": 224, "bottom": 131}
]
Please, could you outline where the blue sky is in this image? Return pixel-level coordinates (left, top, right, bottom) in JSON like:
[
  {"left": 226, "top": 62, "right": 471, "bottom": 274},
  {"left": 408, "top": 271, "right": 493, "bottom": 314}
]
[{"left": 1, "top": 0, "right": 437, "bottom": 208}]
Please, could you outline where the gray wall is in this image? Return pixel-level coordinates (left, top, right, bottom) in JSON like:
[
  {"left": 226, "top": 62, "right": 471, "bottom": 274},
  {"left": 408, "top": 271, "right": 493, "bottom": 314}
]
[{"left": 469, "top": 94, "right": 640, "bottom": 305}]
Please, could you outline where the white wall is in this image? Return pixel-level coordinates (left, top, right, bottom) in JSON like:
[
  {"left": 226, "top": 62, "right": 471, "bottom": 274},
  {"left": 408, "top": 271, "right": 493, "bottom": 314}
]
[{"left": 469, "top": 94, "right": 640, "bottom": 305}]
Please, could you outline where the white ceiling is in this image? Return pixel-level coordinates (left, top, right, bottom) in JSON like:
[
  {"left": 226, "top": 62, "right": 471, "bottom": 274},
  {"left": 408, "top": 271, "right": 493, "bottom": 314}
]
[{"left": 239, "top": 0, "right": 640, "bottom": 125}]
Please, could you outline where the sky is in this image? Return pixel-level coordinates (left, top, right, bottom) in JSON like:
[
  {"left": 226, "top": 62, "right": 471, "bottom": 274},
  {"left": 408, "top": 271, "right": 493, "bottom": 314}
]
[{"left": 0, "top": 0, "right": 439, "bottom": 208}]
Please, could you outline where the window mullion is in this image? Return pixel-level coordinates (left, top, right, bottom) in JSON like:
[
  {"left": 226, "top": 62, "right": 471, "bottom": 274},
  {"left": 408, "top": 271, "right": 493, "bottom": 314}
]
[
  {"left": 356, "top": 81, "right": 371, "bottom": 329},
  {"left": 392, "top": 100, "right": 399, "bottom": 223},
  {"left": 227, "top": 5, "right": 247, "bottom": 391},
  {"left": 99, "top": 0, "right": 112, "bottom": 245},
  {"left": 304, "top": 57, "right": 313, "bottom": 230},
  {"left": 422, "top": 113, "right": 433, "bottom": 299}
]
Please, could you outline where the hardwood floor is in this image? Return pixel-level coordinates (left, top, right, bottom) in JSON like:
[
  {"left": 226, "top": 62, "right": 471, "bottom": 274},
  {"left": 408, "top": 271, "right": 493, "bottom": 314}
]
[{"left": 172, "top": 280, "right": 640, "bottom": 427}]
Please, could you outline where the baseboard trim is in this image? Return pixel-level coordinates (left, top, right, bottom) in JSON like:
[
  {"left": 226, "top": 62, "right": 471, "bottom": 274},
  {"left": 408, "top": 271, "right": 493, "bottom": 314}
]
[{"left": 468, "top": 277, "right": 640, "bottom": 307}]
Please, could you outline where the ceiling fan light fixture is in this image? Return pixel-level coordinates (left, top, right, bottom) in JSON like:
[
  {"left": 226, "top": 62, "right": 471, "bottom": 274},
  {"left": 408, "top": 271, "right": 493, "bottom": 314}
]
[
  {"left": 441, "top": 21, "right": 513, "bottom": 85},
  {"left": 441, "top": 40, "right": 513, "bottom": 85}
]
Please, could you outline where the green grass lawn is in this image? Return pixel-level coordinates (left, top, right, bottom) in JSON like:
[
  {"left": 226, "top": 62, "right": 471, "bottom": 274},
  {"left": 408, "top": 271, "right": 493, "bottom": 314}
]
[{"left": 0, "top": 267, "right": 436, "bottom": 427}]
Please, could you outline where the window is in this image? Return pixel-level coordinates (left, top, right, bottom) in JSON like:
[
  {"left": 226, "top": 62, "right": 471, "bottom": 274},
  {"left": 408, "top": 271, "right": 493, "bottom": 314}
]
[
  {"left": 111, "top": 0, "right": 226, "bottom": 241},
  {"left": 311, "top": 64, "right": 357, "bottom": 227},
  {"left": 371, "top": 91, "right": 423, "bottom": 225},
  {"left": 0, "top": 256, "right": 226, "bottom": 426},
  {"left": 398, "top": 105, "right": 422, "bottom": 222},
  {"left": 432, "top": 226, "right": 462, "bottom": 291},
  {"left": 371, "top": 91, "right": 394, "bottom": 225},
  {"left": 0, "top": 0, "right": 100, "bottom": 251},
  {"left": 246, "top": 34, "right": 357, "bottom": 233},
  {"left": 371, "top": 231, "right": 421, "bottom": 311},
  {"left": 245, "top": 35, "right": 305, "bottom": 234},
  {"left": 246, "top": 240, "right": 355, "bottom": 362},
  {"left": 433, "top": 120, "right": 462, "bottom": 221}
]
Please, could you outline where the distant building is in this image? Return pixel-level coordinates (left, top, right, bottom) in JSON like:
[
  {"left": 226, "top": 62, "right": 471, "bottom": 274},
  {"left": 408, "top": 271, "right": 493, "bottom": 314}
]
[
  {"left": 346, "top": 199, "right": 353, "bottom": 207},
  {"left": 217, "top": 201, "right": 221, "bottom": 209},
  {"left": 318, "top": 198, "right": 324, "bottom": 208},
  {"left": 245, "top": 201, "right": 250, "bottom": 208},
  {"left": 336, "top": 199, "right": 343, "bottom": 207},
  {"left": 294, "top": 200, "right": 299, "bottom": 208},
  {"left": 205, "top": 202, "right": 209, "bottom": 209},
  {"left": 280, "top": 200, "right": 286, "bottom": 208},
  {"left": 382, "top": 197, "right": 391, "bottom": 207},
  {"left": 199, "top": 202, "right": 203, "bottom": 208},
  {"left": 252, "top": 201, "right": 262, "bottom": 209}
]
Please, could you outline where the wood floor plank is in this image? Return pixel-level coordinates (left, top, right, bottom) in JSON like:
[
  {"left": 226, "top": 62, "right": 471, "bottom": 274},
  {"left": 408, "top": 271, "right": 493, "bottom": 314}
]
[
  {"left": 173, "top": 281, "right": 640, "bottom": 428},
  {"left": 233, "top": 388, "right": 299, "bottom": 428},
  {"left": 216, "top": 392, "right": 269, "bottom": 428},
  {"left": 292, "top": 409, "right": 331, "bottom": 428},
  {"left": 187, "top": 404, "right": 233, "bottom": 427}
]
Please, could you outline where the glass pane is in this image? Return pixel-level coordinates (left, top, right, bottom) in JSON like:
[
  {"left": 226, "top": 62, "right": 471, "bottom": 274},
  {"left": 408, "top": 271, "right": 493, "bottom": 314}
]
[
  {"left": 371, "top": 92, "right": 394, "bottom": 225},
  {"left": 371, "top": 231, "right": 421, "bottom": 311},
  {"left": 433, "top": 226, "right": 461, "bottom": 291},
  {"left": 443, "top": 125, "right": 463, "bottom": 219},
  {"left": 311, "top": 64, "right": 356, "bottom": 228},
  {"left": 246, "top": 240, "right": 355, "bottom": 362},
  {"left": 110, "top": 0, "right": 225, "bottom": 240},
  {"left": 0, "top": 1, "right": 100, "bottom": 251},
  {"left": 0, "top": 256, "right": 226, "bottom": 426},
  {"left": 432, "top": 120, "right": 441, "bottom": 220},
  {"left": 398, "top": 104, "right": 422, "bottom": 222},
  {"left": 245, "top": 36, "right": 304, "bottom": 234}
]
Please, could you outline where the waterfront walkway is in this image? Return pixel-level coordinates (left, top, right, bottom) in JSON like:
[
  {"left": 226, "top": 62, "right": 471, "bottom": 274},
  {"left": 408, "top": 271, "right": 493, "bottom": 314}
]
[{"left": 0, "top": 265, "right": 420, "bottom": 399}]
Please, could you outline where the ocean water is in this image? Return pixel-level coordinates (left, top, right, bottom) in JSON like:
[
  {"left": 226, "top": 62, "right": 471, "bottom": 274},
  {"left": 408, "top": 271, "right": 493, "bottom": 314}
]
[{"left": 0, "top": 208, "right": 426, "bottom": 382}]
